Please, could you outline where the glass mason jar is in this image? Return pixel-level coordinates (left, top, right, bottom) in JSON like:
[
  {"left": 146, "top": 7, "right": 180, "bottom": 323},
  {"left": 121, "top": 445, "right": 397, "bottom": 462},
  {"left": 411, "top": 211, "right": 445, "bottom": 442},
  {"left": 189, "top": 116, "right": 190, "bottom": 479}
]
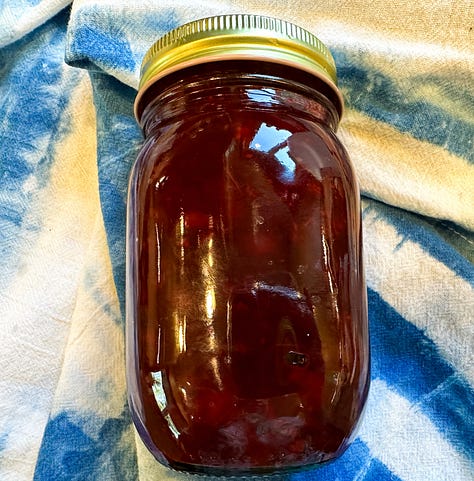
[{"left": 127, "top": 14, "right": 370, "bottom": 476}]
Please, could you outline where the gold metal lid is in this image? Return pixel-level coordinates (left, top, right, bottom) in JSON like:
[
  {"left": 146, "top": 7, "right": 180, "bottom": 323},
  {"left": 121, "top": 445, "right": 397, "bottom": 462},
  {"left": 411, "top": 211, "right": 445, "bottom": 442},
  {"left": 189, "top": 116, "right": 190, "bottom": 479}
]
[{"left": 135, "top": 14, "right": 342, "bottom": 119}]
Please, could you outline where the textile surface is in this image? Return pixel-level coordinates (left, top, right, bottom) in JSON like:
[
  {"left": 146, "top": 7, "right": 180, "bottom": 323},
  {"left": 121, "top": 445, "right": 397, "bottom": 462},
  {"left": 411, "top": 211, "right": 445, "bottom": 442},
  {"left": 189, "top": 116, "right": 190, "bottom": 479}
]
[{"left": 0, "top": 1, "right": 473, "bottom": 480}]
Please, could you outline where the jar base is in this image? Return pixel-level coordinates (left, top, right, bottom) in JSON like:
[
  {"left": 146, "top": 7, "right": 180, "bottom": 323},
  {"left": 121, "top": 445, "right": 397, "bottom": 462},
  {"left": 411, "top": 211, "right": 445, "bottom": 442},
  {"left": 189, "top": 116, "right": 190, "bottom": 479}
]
[{"left": 164, "top": 450, "right": 341, "bottom": 477}]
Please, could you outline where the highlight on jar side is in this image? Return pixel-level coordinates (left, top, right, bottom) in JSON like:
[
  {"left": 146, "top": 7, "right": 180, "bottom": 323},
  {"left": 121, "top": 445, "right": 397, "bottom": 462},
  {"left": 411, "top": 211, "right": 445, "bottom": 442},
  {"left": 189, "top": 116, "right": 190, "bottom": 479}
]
[{"left": 127, "top": 14, "right": 370, "bottom": 476}]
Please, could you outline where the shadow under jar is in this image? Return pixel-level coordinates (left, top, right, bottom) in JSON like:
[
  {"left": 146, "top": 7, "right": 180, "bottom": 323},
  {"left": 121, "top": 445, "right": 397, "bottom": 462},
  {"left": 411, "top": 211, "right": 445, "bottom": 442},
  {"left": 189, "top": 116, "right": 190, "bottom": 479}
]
[{"left": 127, "top": 14, "right": 370, "bottom": 476}]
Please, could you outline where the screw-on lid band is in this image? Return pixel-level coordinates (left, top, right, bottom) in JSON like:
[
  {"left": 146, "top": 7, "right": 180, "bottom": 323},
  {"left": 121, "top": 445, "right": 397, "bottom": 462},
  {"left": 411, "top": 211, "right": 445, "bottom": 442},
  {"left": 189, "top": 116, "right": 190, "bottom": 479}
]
[{"left": 135, "top": 14, "right": 343, "bottom": 120}]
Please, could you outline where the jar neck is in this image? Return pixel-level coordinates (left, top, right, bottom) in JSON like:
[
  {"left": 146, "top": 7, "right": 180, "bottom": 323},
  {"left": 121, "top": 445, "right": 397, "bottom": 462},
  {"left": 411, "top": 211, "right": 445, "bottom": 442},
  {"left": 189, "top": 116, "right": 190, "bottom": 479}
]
[{"left": 139, "top": 63, "right": 341, "bottom": 136}]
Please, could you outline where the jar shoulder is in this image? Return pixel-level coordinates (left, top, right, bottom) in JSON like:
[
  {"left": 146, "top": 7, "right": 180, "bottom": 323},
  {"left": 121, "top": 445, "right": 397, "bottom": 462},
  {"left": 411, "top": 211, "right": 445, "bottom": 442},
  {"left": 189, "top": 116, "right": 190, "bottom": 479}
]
[{"left": 134, "top": 108, "right": 353, "bottom": 186}]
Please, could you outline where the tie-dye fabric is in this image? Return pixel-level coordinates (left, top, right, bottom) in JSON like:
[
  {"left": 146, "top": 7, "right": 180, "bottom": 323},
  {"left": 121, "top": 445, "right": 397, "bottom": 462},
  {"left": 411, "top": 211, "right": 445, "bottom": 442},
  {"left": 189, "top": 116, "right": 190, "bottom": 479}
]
[{"left": 0, "top": 1, "right": 472, "bottom": 480}]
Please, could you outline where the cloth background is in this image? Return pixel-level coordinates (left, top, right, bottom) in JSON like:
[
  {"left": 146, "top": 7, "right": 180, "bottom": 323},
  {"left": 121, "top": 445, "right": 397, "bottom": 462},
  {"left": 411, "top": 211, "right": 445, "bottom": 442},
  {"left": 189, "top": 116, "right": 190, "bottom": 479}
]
[{"left": 1, "top": 1, "right": 473, "bottom": 480}]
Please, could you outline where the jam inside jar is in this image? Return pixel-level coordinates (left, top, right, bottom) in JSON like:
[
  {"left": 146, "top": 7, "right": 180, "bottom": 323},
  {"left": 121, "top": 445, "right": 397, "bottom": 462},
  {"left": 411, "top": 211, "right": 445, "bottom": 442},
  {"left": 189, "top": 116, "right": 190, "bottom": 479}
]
[{"left": 127, "top": 16, "right": 369, "bottom": 476}]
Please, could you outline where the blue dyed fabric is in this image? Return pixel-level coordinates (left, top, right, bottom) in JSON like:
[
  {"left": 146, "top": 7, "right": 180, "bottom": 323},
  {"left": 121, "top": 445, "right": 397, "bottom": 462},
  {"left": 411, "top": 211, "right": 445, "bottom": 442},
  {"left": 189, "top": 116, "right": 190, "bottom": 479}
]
[{"left": 0, "top": 2, "right": 473, "bottom": 481}]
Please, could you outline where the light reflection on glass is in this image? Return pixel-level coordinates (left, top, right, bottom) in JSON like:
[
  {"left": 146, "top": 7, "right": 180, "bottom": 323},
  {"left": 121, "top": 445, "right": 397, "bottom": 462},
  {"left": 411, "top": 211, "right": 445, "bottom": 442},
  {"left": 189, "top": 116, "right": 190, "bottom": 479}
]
[
  {"left": 155, "top": 223, "right": 161, "bottom": 283},
  {"left": 250, "top": 123, "right": 291, "bottom": 153},
  {"left": 180, "top": 386, "right": 188, "bottom": 402},
  {"left": 226, "top": 298, "right": 232, "bottom": 362},
  {"left": 210, "top": 356, "right": 223, "bottom": 391},
  {"left": 204, "top": 235, "right": 216, "bottom": 321},
  {"left": 250, "top": 123, "right": 295, "bottom": 182},
  {"left": 320, "top": 183, "right": 344, "bottom": 408},
  {"left": 178, "top": 211, "right": 185, "bottom": 276},
  {"left": 205, "top": 288, "right": 216, "bottom": 320},
  {"left": 321, "top": 231, "right": 335, "bottom": 300},
  {"left": 156, "top": 325, "right": 162, "bottom": 365},
  {"left": 208, "top": 237, "right": 214, "bottom": 267},
  {"left": 201, "top": 228, "right": 224, "bottom": 390},
  {"left": 245, "top": 88, "right": 276, "bottom": 104},
  {"left": 151, "top": 371, "right": 167, "bottom": 411},
  {"left": 164, "top": 413, "right": 180, "bottom": 438},
  {"left": 155, "top": 175, "right": 168, "bottom": 189},
  {"left": 274, "top": 145, "right": 296, "bottom": 182},
  {"left": 178, "top": 315, "right": 186, "bottom": 353}
]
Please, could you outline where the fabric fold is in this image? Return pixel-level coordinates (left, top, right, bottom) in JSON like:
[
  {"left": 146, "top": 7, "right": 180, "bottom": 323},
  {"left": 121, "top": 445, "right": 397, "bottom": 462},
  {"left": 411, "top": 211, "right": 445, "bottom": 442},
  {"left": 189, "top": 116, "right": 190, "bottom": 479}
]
[{"left": 0, "top": 0, "right": 71, "bottom": 47}]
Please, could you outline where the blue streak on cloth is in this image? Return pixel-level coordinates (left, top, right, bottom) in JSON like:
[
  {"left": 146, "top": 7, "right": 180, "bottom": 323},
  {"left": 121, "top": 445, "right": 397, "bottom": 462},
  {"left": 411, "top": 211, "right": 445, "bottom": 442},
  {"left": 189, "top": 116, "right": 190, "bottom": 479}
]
[
  {"left": 368, "top": 288, "right": 454, "bottom": 402},
  {"left": 67, "top": 14, "right": 135, "bottom": 72},
  {"left": 0, "top": 6, "right": 81, "bottom": 283},
  {"left": 368, "top": 288, "right": 473, "bottom": 460},
  {"left": 421, "top": 374, "right": 474, "bottom": 463},
  {"left": 66, "top": 5, "right": 181, "bottom": 85},
  {"left": 366, "top": 199, "right": 474, "bottom": 285},
  {"left": 334, "top": 49, "right": 474, "bottom": 163},
  {"left": 34, "top": 409, "right": 138, "bottom": 481},
  {"left": 0, "top": 0, "right": 70, "bottom": 46},
  {"left": 89, "top": 72, "right": 141, "bottom": 315},
  {"left": 0, "top": 2, "right": 473, "bottom": 481}
]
